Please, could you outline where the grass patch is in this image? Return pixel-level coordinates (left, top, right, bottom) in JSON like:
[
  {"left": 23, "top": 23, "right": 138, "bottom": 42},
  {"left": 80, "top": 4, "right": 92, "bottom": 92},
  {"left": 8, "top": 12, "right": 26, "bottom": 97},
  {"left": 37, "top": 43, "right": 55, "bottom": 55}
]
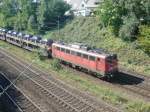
[
  {"left": 126, "top": 102, "right": 150, "bottom": 112},
  {"left": 50, "top": 59, "right": 62, "bottom": 71},
  {"left": 0, "top": 40, "right": 150, "bottom": 112}
]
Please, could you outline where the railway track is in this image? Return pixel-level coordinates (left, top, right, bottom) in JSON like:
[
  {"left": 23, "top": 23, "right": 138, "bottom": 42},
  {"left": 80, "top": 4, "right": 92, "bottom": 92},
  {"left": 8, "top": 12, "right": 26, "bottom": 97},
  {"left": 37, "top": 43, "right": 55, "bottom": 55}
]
[
  {"left": 0, "top": 48, "right": 120, "bottom": 112},
  {"left": 0, "top": 73, "right": 42, "bottom": 112},
  {"left": 112, "top": 74, "right": 150, "bottom": 100},
  {"left": 0, "top": 70, "right": 66, "bottom": 112}
]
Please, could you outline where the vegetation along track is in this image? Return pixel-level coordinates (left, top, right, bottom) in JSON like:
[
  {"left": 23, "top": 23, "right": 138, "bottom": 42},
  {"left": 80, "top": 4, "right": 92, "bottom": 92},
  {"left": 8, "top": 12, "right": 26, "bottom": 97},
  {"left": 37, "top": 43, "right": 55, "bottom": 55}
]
[
  {"left": 112, "top": 71, "right": 150, "bottom": 101},
  {"left": 0, "top": 49, "right": 120, "bottom": 112},
  {"left": 0, "top": 73, "right": 42, "bottom": 112}
]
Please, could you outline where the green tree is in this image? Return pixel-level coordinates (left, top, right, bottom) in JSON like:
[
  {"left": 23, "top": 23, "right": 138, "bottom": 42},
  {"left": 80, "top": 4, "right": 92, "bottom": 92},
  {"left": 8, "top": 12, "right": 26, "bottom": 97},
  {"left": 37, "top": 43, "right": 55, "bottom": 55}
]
[
  {"left": 97, "top": 0, "right": 150, "bottom": 40},
  {"left": 0, "top": 13, "right": 5, "bottom": 27},
  {"left": 138, "top": 25, "right": 150, "bottom": 55},
  {"left": 14, "top": 0, "right": 35, "bottom": 31},
  {"left": 119, "top": 14, "right": 139, "bottom": 41},
  {"left": 0, "top": 0, "right": 37, "bottom": 30},
  {"left": 0, "top": 0, "right": 18, "bottom": 28},
  {"left": 27, "top": 15, "right": 38, "bottom": 34},
  {"left": 37, "top": 0, "right": 70, "bottom": 31},
  {"left": 0, "top": 0, "right": 70, "bottom": 33}
]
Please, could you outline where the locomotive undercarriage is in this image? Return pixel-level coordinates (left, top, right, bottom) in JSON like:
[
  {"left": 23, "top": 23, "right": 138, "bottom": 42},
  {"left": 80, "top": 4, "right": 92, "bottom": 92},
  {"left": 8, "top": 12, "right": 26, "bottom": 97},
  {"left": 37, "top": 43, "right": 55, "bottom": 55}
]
[{"left": 60, "top": 59, "right": 115, "bottom": 80}]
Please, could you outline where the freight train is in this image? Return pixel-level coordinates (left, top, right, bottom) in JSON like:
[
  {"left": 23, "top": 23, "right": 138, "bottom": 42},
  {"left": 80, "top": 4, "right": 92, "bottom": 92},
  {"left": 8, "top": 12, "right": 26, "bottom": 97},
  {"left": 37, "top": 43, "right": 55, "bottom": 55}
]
[{"left": 0, "top": 28, "right": 118, "bottom": 79}]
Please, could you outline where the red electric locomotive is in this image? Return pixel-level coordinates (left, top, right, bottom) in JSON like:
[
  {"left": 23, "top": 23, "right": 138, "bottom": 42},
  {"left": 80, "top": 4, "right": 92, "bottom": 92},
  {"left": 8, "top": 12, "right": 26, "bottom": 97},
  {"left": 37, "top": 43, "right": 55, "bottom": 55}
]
[{"left": 52, "top": 42, "right": 118, "bottom": 78}]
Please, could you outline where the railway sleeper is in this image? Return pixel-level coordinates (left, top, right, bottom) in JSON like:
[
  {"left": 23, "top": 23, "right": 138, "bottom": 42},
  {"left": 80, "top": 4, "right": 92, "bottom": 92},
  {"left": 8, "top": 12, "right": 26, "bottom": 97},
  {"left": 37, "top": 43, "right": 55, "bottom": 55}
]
[
  {"left": 70, "top": 100, "right": 80, "bottom": 106},
  {"left": 57, "top": 92, "right": 66, "bottom": 98},
  {"left": 62, "top": 104, "right": 74, "bottom": 112},
  {"left": 57, "top": 100, "right": 76, "bottom": 112},
  {"left": 37, "top": 80, "right": 50, "bottom": 86},
  {"left": 47, "top": 93, "right": 55, "bottom": 99},
  {"left": 72, "top": 101, "right": 86, "bottom": 109},
  {"left": 75, "top": 102, "right": 88, "bottom": 110},
  {"left": 52, "top": 88, "right": 62, "bottom": 94},
  {"left": 18, "top": 101, "right": 30, "bottom": 107},
  {"left": 42, "top": 81, "right": 52, "bottom": 86},
  {"left": 58, "top": 94, "right": 69, "bottom": 99},
  {"left": 55, "top": 90, "right": 67, "bottom": 96},
  {"left": 80, "top": 106, "right": 94, "bottom": 112},
  {"left": 21, "top": 103, "right": 33, "bottom": 108},
  {"left": 47, "top": 85, "right": 57, "bottom": 90},
  {"left": 64, "top": 96, "right": 75, "bottom": 103},
  {"left": 62, "top": 95, "right": 73, "bottom": 101},
  {"left": 66, "top": 97, "right": 75, "bottom": 104}
]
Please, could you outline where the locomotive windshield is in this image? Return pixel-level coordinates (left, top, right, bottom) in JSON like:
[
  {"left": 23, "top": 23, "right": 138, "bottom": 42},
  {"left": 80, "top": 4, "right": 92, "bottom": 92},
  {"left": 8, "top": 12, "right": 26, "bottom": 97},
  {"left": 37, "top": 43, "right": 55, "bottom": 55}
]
[{"left": 106, "top": 54, "right": 117, "bottom": 63}]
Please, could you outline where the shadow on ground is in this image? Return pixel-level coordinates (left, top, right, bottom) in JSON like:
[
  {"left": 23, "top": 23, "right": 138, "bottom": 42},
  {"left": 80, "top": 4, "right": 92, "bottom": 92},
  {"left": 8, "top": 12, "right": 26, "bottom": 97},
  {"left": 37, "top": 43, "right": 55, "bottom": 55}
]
[
  {"left": 0, "top": 72, "right": 23, "bottom": 112},
  {"left": 111, "top": 72, "right": 144, "bottom": 85}
]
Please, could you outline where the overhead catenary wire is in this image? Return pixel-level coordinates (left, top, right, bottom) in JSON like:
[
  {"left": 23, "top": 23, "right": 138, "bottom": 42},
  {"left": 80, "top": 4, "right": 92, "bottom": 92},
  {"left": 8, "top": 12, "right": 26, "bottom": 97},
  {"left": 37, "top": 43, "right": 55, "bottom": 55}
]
[
  {"left": 6, "top": 17, "right": 70, "bottom": 36},
  {"left": 0, "top": 85, "right": 24, "bottom": 112},
  {"left": 0, "top": 59, "right": 36, "bottom": 98},
  {"left": 0, "top": 71, "right": 43, "bottom": 112}
]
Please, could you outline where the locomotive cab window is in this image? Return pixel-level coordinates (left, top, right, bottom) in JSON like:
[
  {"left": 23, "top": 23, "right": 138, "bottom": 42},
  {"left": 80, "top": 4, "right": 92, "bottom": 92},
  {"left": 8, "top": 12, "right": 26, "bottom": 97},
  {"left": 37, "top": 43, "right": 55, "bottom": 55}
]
[
  {"left": 71, "top": 51, "right": 76, "bottom": 55},
  {"left": 66, "top": 49, "right": 70, "bottom": 54},
  {"left": 77, "top": 52, "right": 81, "bottom": 57},
  {"left": 89, "top": 56, "right": 95, "bottom": 61},
  {"left": 106, "top": 56, "right": 116, "bottom": 63},
  {"left": 83, "top": 54, "right": 88, "bottom": 59},
  {"left": 56, "top": 47, "right": 60, "bottom": 51}
]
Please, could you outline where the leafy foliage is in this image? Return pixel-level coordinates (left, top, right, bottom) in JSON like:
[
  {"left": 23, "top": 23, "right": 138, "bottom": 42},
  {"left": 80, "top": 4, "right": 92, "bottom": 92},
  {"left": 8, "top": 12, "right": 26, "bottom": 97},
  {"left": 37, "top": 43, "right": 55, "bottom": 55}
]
[
  {"left": 119, "top": 14, "right": 139, "bottom": 41},
  {"left": 37, "top": 0, "right": 70, "bottom": 31},
  {"left": 97, "top": 0, "right": 150, "bottom": 40},
  {"left": 27, "top": 15, "right": 38, "bottom": 34},
  {"left": 0, "top": 13, "right": 5, "bottom": 27},
  {"left": 38, "top": 48, "right": 49, "bottom": 60},
  {"left": 138, "top": 25, "right": 150, "bottom": 55},
  {"left": 51, "top": 59, "right": 62, "bottom": 71},
  {"left": 126, "top": 102, "right": 150, "bottom": 112},
  {"left": 0, "top": 0, "right": 70, "bottom": 33}
]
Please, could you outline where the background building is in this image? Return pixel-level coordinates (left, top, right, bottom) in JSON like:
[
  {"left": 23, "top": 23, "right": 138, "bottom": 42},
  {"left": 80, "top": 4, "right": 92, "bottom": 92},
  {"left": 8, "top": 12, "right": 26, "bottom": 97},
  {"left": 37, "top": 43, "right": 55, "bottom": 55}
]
[{"left": 64, "top": 0, "right": 102, "bottom": 16}]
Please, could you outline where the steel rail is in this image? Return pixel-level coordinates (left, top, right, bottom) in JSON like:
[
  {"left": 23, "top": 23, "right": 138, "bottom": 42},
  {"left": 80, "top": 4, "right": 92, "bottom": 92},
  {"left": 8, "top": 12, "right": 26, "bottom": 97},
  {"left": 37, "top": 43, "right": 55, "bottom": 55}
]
[{"left": 0, "top": 72, "right": 43, "bottom": 112}]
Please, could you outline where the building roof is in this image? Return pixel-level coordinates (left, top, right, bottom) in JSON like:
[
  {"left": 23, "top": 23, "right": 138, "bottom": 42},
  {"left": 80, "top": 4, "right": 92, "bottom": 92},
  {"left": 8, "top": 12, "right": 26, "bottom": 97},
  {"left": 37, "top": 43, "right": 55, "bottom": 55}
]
[
  {"left": 86, "top": 0, "right": 102, "bottom": 8},
  {"left": 64, "top": 0, "right": 102, "bottom": 10},
  {"left": 64, "top": 0, "right": 82, "bottom": 10}
]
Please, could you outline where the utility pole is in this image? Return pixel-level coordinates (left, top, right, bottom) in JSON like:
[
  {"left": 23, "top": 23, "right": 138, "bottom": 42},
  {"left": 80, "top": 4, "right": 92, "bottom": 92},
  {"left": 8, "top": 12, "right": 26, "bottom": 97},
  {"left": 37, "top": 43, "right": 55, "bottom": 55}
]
[{"left": 57, "top": 16, "right": 60, "bottom": 40}]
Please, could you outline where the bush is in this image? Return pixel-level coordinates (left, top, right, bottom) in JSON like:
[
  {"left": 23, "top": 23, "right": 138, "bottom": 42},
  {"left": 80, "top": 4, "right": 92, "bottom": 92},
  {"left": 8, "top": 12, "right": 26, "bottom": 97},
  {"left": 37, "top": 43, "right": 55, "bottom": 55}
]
[
  {"left": 38, "top": 48, "right": 48, "bottom": 60},
  {"left": 126, "top": 102, "right": 150, "bottom": 112},
  {"left": 138, "top": 38, "right": 150, "bottom": 55},
  {"left": 51, "top": 59, "right": 62, "bottom": 71},
  {"left": 119, "top": 15, "right": 139, "bottom": 41},
  {"left": 138, "top": 25, "right": 150, "bottom": 55}
]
